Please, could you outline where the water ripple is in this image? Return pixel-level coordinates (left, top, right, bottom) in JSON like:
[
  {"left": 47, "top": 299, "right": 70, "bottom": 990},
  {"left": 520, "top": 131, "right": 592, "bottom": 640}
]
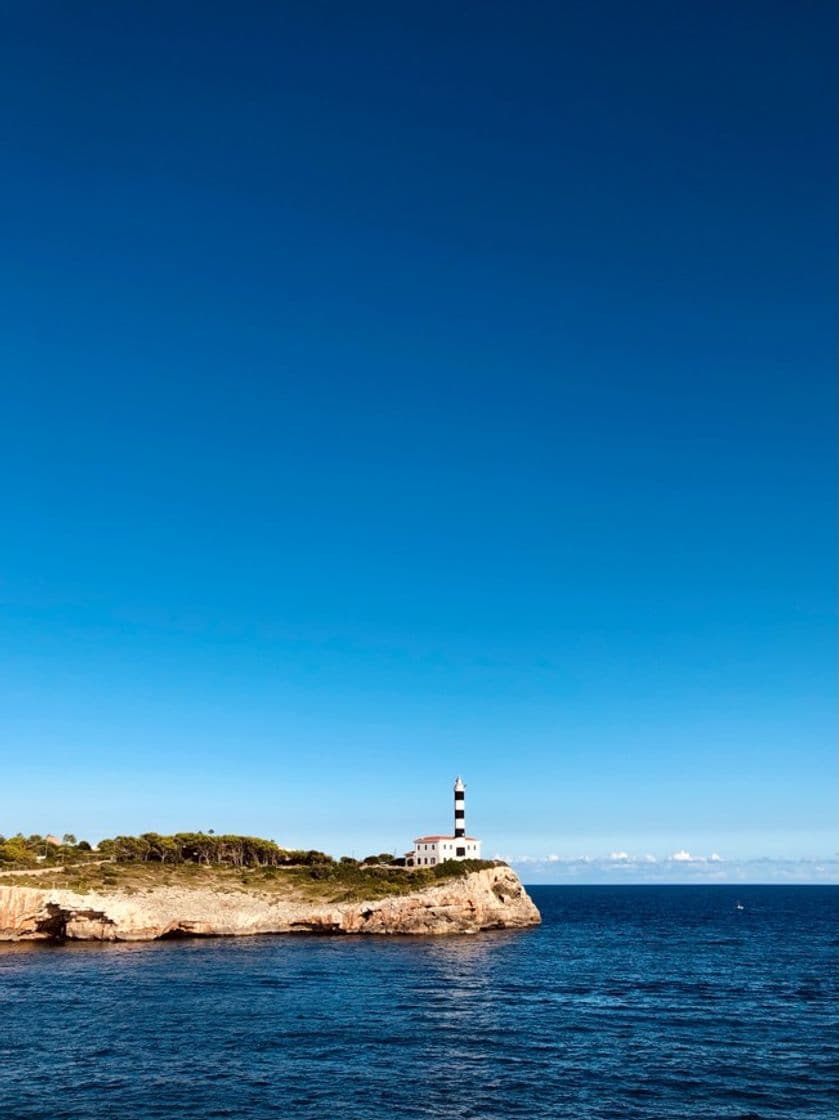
[{"left": 0, "top": 885, "right": 836, "bottom": 1119}]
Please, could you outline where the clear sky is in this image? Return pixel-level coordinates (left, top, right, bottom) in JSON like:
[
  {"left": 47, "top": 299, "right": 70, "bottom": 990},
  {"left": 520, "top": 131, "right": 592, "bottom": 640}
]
[{"left": 1, "top": 2, "right": 835, "bottom": 882}]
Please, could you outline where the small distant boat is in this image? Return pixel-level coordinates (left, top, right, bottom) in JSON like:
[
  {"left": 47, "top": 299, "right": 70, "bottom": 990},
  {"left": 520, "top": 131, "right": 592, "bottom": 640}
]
[{"left": 735, "top": 902, "right": 745, "bottom": 911}]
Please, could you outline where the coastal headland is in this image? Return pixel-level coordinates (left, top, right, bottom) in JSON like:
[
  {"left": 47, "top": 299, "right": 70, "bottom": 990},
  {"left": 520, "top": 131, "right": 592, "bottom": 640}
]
[{"left": 0, "top": 862, "right": 540, "bottom": 941}]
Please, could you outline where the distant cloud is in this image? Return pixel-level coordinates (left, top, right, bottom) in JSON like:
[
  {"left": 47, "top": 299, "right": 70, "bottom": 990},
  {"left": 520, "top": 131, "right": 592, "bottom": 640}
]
[
  {"left": 507, "top": 853, "right": 839, "bottom": 884},
  {"left": 667, "top": 850, "right": 725, "bottom": 864}
]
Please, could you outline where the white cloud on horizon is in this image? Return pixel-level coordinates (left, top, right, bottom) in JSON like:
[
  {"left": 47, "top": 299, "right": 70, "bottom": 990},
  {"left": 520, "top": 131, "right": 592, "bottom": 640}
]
[
  {"left": 501, "top": 849, "right": 725, "bottom": 867},
  {"left": 668, "top": 850, "right": 725, "bottom": 864},
  {"left": 504, "top": 853, "right": 839, "bottom": 884}
]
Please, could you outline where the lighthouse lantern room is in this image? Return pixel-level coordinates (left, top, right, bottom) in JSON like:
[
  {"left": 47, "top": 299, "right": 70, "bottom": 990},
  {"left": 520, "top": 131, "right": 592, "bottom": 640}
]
[{"left": 405, "top": 777, "right": 482, "bottom": 867}]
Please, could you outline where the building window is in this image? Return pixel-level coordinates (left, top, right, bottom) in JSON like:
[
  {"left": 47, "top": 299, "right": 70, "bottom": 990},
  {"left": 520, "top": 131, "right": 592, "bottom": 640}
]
[
  {"left": 430, "top": 858, "right": 435, "bottom": 865},
  {"left": 456, "top": 847, "right": 466, "bottom": 857}
]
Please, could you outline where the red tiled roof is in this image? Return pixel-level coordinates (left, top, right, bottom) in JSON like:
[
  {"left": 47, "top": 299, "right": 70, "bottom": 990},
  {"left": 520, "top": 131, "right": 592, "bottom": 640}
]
[{"left": 413, "top": 835, "right": 478, "bottom": 843}]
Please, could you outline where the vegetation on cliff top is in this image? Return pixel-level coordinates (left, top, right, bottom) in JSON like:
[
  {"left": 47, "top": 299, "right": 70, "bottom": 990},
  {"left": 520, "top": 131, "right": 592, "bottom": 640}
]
[
  {"left": 0, "top": 831, "right": 502, "bottom": 902},
  {"left": 0, "top": 858, "right": 501, "bottom": 903}
]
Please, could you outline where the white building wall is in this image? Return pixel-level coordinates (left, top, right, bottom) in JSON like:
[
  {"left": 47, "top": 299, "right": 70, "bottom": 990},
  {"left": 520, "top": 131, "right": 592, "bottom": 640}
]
[{"left": 409, "top": 837, "right": 482, "bottom": 865}]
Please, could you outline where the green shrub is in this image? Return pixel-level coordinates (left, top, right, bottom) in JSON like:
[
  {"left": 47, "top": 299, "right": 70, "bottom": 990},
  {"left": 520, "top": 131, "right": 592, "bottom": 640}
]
[
  {"left": 431, "top": 858, "right": 494, "bottom": 880},
  {"left": 0, "top": 840, "right": 35, "bottom": 866}
]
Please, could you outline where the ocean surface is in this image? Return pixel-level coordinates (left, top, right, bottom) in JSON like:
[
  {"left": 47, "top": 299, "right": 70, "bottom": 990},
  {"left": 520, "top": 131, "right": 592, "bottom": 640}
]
[{"left": 1, "top": 885, "right": 836, "bottom": 1120}]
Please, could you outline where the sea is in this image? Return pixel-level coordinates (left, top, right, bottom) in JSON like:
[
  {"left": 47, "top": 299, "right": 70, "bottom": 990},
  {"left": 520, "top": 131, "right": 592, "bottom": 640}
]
[{"left": 1, "top": 885, "right": 836, "bottom": 1120}]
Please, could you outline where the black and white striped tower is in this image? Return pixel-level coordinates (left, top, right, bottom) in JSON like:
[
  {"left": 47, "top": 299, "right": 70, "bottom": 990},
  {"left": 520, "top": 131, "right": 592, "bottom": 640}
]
[{"left": 454, "top": 776, "right": 466, "bottom": 838}]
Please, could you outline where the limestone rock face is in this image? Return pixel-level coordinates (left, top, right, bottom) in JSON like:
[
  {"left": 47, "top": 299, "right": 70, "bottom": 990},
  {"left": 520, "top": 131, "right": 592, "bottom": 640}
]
[{"left": 0, "top": 866, "right": 540, "bottom": 942}]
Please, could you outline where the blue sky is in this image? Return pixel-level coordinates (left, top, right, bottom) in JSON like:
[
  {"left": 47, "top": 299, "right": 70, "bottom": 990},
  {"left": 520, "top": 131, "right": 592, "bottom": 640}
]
[{"left": 1, "top": 2, "right": 835, "bottom": 881}]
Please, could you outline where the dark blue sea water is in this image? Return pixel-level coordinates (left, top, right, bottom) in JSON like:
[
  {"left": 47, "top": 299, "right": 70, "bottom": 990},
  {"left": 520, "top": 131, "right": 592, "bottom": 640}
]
[{"left": 1, "top": 886, "right": 836, "bottom": 1120}]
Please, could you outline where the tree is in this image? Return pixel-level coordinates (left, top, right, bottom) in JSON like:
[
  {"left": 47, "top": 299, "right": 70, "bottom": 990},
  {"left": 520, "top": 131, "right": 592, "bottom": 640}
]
[
  {"left": 111, "top": 835, "right": 151, "bottom": 862},
  {"left": 62, "top": 833, "right": 77, "bottom": 847},
  {"left": 0, "top": 838, "right": 36, "bottom": 866},
  {"left": 90, "top": 832, "right": 335, "bottom": 869}
]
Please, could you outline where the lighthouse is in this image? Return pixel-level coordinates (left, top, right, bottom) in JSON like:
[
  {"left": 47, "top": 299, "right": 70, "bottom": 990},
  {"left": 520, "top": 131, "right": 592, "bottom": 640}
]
[
  {"left": 454, "top": 775, "right": 466, "bottom": 837},
  {"left": 405, "top": 777, "right": 482, "bottom": 867}
]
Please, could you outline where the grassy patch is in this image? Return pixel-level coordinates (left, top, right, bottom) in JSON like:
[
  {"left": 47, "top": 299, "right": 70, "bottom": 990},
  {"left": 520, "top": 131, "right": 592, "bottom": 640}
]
[{"left": 0, "top": 858, "right": 503, "bottom": 903}]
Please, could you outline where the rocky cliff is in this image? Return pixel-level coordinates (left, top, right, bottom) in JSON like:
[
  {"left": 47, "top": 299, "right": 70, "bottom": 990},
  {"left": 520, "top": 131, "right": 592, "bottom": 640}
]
[{"left": 0, "top": 865, "right": 540, "bottom": 941}]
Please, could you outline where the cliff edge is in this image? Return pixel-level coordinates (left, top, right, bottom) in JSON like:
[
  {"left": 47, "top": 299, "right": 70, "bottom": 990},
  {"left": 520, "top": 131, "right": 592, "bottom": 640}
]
[{"left": 0, "top": 865, "right": 540, "bottom": 941}]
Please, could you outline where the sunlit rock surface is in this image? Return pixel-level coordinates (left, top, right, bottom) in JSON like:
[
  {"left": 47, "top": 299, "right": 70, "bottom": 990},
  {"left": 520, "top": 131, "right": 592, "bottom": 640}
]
[{"left": 0, "top": 866, "right": 540, "bottom": 941}]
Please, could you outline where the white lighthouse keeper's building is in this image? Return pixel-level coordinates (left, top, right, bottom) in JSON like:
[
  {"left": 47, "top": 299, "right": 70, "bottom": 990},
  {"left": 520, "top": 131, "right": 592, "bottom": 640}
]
[{"left": 405, "top": 777, "right": 482, "bottom": 867}]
